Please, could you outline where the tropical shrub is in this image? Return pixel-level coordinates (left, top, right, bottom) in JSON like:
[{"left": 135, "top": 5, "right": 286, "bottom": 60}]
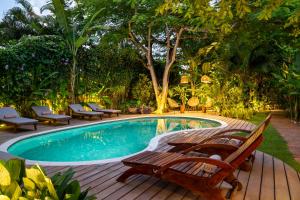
[
  {"left": 77, "top": 43, "right": 145, "bottom": 108},
  {"left": 132, "top": 74, "right": 154, "bottom": 107},
  {"left": 0, "top": 159, "right": 95, "bottom": 200},
  {"left": 0, "top": 35, "right": 70, "bottom": 115}
]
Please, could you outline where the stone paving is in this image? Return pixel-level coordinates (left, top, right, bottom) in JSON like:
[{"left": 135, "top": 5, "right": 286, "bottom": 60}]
[{"left": 271, "top": 112, "right": 300, "bottom": 162}]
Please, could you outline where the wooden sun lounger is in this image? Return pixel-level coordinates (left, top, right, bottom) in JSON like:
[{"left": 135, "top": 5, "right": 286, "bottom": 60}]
[
  {"left": 69, "top": 104, "right": 103, "bottom": 120},
  {"left": 0, "top": 107, "right": 38, "bottom": 131},
  {"left": 32, "top": 106, "right": 71, "bottom": 125},
  {"left": 168, "top": 114, "right": 271, "bottom": 158},
  {"left": 117, "top": 117, "right": 267, "bottom": 200},
  {"left": 87, "top": 103, "right": 121, "bottom": 117}
]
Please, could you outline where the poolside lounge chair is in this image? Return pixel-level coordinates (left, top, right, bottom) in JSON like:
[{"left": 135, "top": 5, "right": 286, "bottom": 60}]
[
  {"left": 167, "top": 114, "right": 271, "bottom": 162},
  {"left": 32, "top": 106, "right": 71, "bottom": 125},
  {"left": 69, "top": 104, "right": 103, "bottom": 120},
  {"left": 117, "top": 118, "right": 266, "bottom": 200},
  {"left": 0, "top": 107, "right": 38, "bottom": 131},
  {"left": 87, "top": 103, "right": 121, "bottom": 117}
]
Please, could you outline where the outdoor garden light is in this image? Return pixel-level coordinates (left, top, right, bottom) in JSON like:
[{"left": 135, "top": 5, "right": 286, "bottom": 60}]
[
  {"left": 180, "top": 75, "right": 189, "bottom": 84},
  {"left": 201, "top": 75, "right": 211, "bottom": 83}
]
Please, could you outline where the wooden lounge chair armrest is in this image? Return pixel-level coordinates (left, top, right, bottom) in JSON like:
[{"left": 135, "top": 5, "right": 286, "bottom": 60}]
[
  {"left": 214, "top": 129, "right": 252, "bottom": 136},
  {"left": 157, "top": 157, "right": 233, "bottom": 174},
  {"left": 181, "top": 143, "right": 239, "bottom": 154}
]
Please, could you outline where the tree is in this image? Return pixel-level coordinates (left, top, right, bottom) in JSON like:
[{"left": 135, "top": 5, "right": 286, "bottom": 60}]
[
  {"left": 43, "top": 0, "right": 103, "bottom": 103},
  {"left": 116, "top": 0, "right": 257, "bottom": 113},
  {"left": 0, "top": 0, "right": 54, "bottom": 43}
]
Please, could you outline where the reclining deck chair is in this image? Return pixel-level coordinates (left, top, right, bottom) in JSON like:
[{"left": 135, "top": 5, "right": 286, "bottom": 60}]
[
  {"left": 87, "top": 103, "right": 121, "bottom": 117},
  {"left": 32, "top": 106, "right": 71, "bottom": 124},
  {"left": 69, "top": 104, "right": 103, "bottom": 120},
  {"left": 117, "top": 118, "right": 267, "bottom": 200},
  {"left": 0, "top": 107, "right": 38, "bottom": 131},
  {"left": 168, "top": 114, "right": 271, "bottom": 162}
]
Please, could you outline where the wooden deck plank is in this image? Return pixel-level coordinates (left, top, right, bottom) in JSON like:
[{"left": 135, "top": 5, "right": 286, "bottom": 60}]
[
  {"left": 233, "top": 152, "right": 253, "bottom": 200},
  {"left": 120, "top": 177, "right": 160, "bottom": 200},
  {"left": 101, "top": 175, "right": 150, "bottom": 200},
  {"left": 165, "top": 186, "right": 189, "bottom": 200},
  {"left": 244, "top": 151, "right": 263, "bottom": 200},
  {"left": 134, "top": 180, "right": 169, "bottom": 200},
  {"left": 150, "top": 183, "right": 179, "bottom": 200},
  {"left": 260, "top": 153, "right": 275, "bottom": 200},
  {"left": 274, "top": 158, "right": 290, "bottom": 200},
  {"left": 284, "top": 164, "right": 300, "bottom": 200}
]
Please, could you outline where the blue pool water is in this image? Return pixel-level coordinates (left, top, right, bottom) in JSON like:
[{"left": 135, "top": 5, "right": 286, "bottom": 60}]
[{"left": 8, "top": 117, "right": 222, "bottom": 162}]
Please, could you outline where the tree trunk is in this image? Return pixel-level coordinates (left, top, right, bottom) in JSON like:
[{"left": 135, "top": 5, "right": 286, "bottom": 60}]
[
  {"left": 154, "top": 28, "right": 184, "bottom": 114},
  {"left": 155, "top": 65, "right": 171, "bottom": 114},
  {"left": 128, "top": 22, "right": 184, "bottom": 114},
  {"left": 68, "top": 55, "right": 76, "bottom": 104}
]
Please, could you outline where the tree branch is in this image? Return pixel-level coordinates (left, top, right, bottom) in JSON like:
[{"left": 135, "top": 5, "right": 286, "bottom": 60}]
[
  {"left": 128, "top": 21, "right": 148, "bottom": 54},
  {"left": 167, "top": 27, "right": 184, "bottom": 69}
]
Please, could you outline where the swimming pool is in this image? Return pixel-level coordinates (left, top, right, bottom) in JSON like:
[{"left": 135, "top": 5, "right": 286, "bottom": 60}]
[{"left": 2, "top": 116, "right": 226, "bottom": 165}]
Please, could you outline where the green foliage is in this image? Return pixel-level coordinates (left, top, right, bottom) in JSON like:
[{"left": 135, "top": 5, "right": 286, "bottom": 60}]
[
  {"left": 0, "top": 159, "right": 95, "bottom": 200},
  {"left": 132, "top": 74, "right": 154, "bottom": 106},
  {"left": 77, "top": 43, "right": 144, "bottom": 108},
  {"left": 170, "top": 85, "right": 189, "bottom": 106},
  {"left": 0, "top": 35, "right": 70, "bottom": 115},
  {"left": 0, "top": 0, "right": 299, "bottom": 119}
]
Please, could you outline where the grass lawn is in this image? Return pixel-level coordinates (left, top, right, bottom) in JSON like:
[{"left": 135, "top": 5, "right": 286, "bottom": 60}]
[{"left": 248, "top": 112, "right": 300, "bottom": 172}]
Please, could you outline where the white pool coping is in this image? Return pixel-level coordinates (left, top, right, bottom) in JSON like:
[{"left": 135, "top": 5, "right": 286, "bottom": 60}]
[{"left": 0, "top": 115, "right": 227, "bottom": 166}]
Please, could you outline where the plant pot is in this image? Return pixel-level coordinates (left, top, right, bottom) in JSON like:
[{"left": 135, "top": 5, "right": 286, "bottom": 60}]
[
  {"left": 201, "top": 106, "right": 206, "bottom": 113},
  {"left": 180, "top": 105, "right": 185, "bottom": 113}
]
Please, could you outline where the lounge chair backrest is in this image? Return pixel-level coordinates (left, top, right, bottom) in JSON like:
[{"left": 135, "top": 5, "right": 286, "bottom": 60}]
[
  {"left": 32, "top": 106, "right": 53, "bottom": 116},
  {"left": 69, "top": 104, "right": 85, "bottom": 112},
  {"left": 225, "top": 114, "right": 271, "bottom": 165},
  {"left": 0, "top": 107, "right": 20, "bottom": 119},
  {"left": 246, "top": 114, "right": 272, "bottom": 139},
  {"left": 87, "top": 103, "right": 100, "bottom": 111}
]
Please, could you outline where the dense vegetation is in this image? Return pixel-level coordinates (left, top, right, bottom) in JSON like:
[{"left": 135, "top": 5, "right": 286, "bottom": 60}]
[{"left": 0, "top": 0, "right": 299, "bottom": 120}]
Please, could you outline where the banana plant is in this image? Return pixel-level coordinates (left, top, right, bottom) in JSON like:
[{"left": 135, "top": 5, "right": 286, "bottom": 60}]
[{"left": 42, "top": 0, "right": 104, "bottom": 103}]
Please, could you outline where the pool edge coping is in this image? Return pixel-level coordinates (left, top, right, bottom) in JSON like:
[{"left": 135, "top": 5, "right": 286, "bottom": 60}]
[{"left": 0, "top": 115, "right": 228, "bottom": 166}]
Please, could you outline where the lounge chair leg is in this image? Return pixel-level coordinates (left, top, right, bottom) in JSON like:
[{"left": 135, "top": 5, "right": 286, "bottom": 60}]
[
  {"left": 224, "top": 173, "right": 242, "bottom": 191},
  {"left": 68, "top": 119, "right": 70, "bottom": 125},
  {"left": 117, "top": 168, "right": 140, "bottom": 182},
  {"left": 239, "top": 160, "right": 253, "bottom": 171},
  {"left": 224, "top": 173, "right": 242, "bottom": 199},
  {"left": 34, "top": 124, "right": 37, "bottom": 130}
]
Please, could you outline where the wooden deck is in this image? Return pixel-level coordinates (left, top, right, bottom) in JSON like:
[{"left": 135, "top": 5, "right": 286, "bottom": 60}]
[{"left": 1, "top": 113, "right": 300, "bottom": 200}]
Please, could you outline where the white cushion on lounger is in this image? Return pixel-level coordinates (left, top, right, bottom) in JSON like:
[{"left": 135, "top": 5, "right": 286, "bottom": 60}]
[
  {"left": 201, "top": 154, "right": 222, "bottom": 173},
  {"left": 228, "top": 138, "right": 242, "bottom": 146}
]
